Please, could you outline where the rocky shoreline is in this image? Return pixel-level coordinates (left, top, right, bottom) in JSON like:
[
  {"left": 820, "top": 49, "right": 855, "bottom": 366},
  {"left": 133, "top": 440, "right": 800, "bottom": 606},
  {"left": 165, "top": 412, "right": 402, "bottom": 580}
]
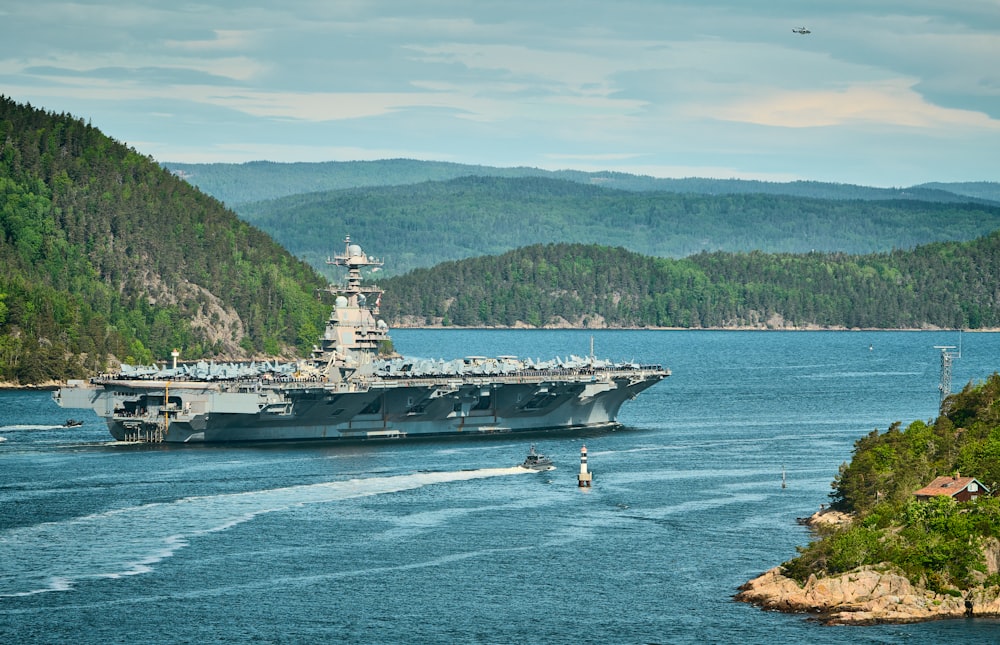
[
  {"left": 390, "top": 317, "right": 976, "bottom": 331},
  {"left": 736, "top": 508, "right": 1000, "bottom": 625},
  {"left": 0, "top": 381, "right": 60, "bottom": 390},
  {"left": 735, "top": 565, "right": 1000, "bottom": 625}
]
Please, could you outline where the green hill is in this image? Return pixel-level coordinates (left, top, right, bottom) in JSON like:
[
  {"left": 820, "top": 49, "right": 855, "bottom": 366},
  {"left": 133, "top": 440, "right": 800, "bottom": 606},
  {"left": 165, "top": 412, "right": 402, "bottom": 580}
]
[
  {"left": 5, "top": 94, "right": 1000, "bottom": 385},
  {"left": 237, "top": 176, "right": 1000, "bottom": 277},
  {"left": 917, "top": 182, "right": 1000, "bottom": 203},
  {"left": 0, "top": 96, "right": 328, "bottom": 385},
  {"left": 379, "top": 232, "right": 1000, "bottom": 330},
  {"left": 781, "top": 373, "right": 1000, "bottom": 594}
]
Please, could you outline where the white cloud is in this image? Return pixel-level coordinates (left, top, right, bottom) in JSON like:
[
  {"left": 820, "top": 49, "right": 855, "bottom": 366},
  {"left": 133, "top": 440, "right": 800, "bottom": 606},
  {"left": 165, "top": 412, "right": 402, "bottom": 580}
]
[
  {"left": 3, "top": 1, "right": 999, "bottom": 185},
  {"left": 165, "top": 30, "right": 260, "bottom": 53},
  {"left": 709, "top": 79, "right": 1000, "bottom": 129},
  {"left": 202, "top": 90, "right": 439, "bottom": 121}
]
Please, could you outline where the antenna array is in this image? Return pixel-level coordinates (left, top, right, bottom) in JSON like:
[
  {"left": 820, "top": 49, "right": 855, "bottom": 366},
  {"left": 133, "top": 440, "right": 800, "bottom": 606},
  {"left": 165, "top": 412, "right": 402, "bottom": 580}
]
[{"left": 934, "top": 342, "right": 961, "bottom": 410}]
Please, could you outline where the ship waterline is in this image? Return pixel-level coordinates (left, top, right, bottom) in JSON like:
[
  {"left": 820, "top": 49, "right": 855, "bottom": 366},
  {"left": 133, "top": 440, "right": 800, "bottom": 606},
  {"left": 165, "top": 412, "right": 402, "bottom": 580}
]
[
  {"left": 54, "top": 236, "right": 669, "bottom": 443},
  {"left": 55, "top": 368, "right": 665, "bottom": 443}
]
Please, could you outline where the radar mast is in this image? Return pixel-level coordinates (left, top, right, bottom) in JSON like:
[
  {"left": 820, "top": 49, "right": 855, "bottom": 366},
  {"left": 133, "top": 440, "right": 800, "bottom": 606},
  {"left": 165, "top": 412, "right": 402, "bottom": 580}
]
[{"left": 316, "top": 236, "right": 390, "bottom": 364}]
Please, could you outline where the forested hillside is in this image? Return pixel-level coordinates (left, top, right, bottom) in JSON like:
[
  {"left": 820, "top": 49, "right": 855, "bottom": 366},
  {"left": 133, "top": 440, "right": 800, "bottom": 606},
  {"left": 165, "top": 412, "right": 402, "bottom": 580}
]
[
  {"left": 165, "top": 159, "right": 1000, "bottom": 206},
  {"left": 780, "top": 373, "right": 1000, "bottom": 593},
  {"left": 918, "top": 182, "right": 1000, "bottom": 203},
  {"left": 4, "top": 95, "right": 999, "bottom": 385},
  {"left": 238, "top": 176, "right": 1000, "bottom": 277},
  {"left": 379, "top": 232, "right": 1000, "bottom": 330},
  {"left": 0, "top": 97, "right": 329, "bottom": 385}
]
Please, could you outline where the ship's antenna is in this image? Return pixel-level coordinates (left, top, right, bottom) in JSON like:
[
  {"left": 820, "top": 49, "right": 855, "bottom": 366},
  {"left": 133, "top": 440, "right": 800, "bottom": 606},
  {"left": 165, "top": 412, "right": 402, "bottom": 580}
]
[
  {"left": 589, "top": 335, "right": 595, "bottom": 361},
  {"left": 934, "top": 342, "right": 960, "bottom": 412}
]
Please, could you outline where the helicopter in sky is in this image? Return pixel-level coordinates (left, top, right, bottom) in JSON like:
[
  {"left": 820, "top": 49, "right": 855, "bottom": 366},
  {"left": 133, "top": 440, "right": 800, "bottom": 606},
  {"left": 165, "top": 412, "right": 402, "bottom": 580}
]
[{"left": 792, "top": 26, "right": 811, "bottom": 34}]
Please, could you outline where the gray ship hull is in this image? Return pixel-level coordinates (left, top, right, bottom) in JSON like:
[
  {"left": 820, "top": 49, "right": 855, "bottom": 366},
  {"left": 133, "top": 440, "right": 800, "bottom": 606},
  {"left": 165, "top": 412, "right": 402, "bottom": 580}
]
[
  {"left": 55, "top": 369, "right": 665, "bottom": 443},
  {"left": 53, "top": 238, "right": 669, "bottom": 444}
]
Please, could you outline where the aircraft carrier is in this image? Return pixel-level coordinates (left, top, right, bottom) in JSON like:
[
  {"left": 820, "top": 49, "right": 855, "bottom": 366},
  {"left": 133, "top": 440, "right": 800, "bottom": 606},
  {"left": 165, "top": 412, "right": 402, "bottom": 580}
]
[{"left": 54, "top": 237, "right": 670, "bottom": 443}]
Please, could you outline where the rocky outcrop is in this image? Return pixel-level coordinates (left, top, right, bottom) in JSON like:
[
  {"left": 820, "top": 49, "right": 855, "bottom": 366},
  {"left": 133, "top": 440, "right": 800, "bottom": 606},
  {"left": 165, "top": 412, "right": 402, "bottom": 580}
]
[
  {"left": 0, "top": 381, "right": 60, "bottom": 390},
  {"left": 736, "top": 566, "right": 1000, "bottom": 625},
  {"left": 797, "top": 506, "right": 852, "bottom": 528}
]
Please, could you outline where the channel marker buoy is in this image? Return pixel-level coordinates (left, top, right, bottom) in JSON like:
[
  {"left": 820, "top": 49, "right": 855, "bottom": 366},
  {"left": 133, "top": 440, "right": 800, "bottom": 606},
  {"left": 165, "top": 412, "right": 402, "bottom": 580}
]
[{"left": 577, "top": 444, "right": 592, "bottom": 487}]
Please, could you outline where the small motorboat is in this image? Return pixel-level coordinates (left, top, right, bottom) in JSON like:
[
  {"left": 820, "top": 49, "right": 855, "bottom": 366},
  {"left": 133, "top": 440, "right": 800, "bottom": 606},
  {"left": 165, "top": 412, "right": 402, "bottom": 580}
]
[
  {"left": 520, "top": 444, "right": 554, "bottom": 471},
  {"left": 64, "top": 419, "right": 84, "bottom": 428}
]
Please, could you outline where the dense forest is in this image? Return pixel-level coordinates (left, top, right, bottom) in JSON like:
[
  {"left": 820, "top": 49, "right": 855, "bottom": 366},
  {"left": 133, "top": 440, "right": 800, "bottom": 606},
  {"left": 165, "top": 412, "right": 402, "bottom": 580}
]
[
  {"left": 378, "top": 233, "right": 1000, "bottom": 330},
  {"left": 0, "top": 96, "right": 329, "bottom": 385},
  {"left": 4, "top": 95, "right": 1000, "bottom": 386},
  {"left": 165, "top": 159, "right": 1000, "bottom": 206},
  {"left": 782, "top": 374, "right": 1000, "bottom": 594},
  {"left": 237, "top": 176, "right": 1000, "bottom": 277}
]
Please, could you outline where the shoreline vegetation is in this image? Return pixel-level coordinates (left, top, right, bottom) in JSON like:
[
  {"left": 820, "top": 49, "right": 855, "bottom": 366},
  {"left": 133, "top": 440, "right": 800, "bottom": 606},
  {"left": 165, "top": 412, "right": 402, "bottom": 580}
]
[
  {"left": 735, "top": 507, "right": 1000, "bottom": 625},
  {"left": 738, "top": 373, "right": 1000, "bottom": 626},
  {"left": 389, "top": 322, "right": 996, "bottom": 332}
]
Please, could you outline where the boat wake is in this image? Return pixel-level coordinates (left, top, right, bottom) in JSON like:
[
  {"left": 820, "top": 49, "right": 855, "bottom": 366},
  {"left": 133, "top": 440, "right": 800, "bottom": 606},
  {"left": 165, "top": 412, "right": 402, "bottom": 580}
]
[
  {"left": 0, "top": 466, "right": 528, "bottom": 598},
  {"left": 0, "top": 424, "right": 66, "bottom": 432}
]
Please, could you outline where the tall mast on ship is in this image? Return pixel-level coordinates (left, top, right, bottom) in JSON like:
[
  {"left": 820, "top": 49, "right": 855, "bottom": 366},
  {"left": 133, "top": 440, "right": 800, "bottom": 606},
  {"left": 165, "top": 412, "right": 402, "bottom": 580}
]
[
  {"left": 328, "top": 235, "right": 384, "bottom": 311},
  {"left": 315, "top": 236, "right": 390, "bottom": 362}
]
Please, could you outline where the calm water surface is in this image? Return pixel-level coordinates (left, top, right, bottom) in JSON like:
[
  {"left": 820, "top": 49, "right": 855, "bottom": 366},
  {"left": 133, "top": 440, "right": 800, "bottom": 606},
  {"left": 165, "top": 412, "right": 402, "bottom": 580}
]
[{"left": 3, "top": 330, "right": 1000, "bottom": 644}]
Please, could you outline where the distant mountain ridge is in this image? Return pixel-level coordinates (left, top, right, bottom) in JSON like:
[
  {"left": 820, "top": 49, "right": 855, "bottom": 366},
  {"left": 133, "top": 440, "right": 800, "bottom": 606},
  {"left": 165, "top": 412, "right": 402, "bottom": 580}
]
[
  {"left": 164, "top": 159, "right": 1000, "bottom": 206},
  {"left": 234, "top": 175, "right": 1000, "bottom": 277}
]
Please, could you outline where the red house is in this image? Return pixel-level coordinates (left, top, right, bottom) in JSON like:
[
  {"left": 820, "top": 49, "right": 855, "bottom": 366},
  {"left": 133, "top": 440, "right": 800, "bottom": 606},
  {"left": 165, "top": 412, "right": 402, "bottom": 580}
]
[{"left": 914, "top": 474, "right": 990, "bottom": 502}]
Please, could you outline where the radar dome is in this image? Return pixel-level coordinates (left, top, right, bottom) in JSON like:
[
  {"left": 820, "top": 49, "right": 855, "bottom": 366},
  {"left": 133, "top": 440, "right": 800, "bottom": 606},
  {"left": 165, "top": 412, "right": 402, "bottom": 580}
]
[
  {"left": 377, "top": 320, "right": 388, "bottom": 329},
  {"left": 335, "top": 296, "right": 348, "bottom": 308},
  {"left": 348, "top": 244, "right": 363, "bottom": 257}
]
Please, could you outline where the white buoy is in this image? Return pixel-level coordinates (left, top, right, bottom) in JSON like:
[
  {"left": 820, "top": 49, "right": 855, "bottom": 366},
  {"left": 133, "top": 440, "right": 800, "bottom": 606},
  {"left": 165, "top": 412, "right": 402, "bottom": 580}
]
[{"left": 577, "top": 444, "right": 592, "bottom": 487}]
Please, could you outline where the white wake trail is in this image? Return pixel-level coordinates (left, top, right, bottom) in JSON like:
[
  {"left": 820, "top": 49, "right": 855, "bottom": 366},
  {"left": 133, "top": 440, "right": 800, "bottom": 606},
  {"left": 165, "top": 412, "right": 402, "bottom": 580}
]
[{"left": 0, "top": 467, "right": 527, "bottom": 598}]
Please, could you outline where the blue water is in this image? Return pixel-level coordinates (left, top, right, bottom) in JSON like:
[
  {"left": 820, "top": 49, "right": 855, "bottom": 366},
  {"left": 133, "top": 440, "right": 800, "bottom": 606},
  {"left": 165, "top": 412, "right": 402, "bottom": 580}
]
[{"left": 3, "top": 330, "right": 1000, "bottom": 644}]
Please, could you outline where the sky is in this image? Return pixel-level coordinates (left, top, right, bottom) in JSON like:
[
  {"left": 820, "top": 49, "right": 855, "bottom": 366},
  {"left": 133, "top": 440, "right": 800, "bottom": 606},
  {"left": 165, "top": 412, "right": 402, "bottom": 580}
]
[{"left": 3, "top": 1, "right": 999, "bottom": 187}]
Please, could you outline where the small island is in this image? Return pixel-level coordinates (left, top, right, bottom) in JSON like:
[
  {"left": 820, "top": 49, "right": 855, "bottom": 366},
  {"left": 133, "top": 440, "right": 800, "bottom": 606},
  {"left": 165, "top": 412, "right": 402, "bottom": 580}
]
[{"left": 737, "top": 373, "right": 1000, "bottom": 625}]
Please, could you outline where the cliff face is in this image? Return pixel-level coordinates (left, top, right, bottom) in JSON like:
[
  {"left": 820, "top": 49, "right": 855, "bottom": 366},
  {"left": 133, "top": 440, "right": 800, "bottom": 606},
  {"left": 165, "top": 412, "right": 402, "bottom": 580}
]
[{"left": 736, "top": 566, "right": 1000, "bottom": 625}]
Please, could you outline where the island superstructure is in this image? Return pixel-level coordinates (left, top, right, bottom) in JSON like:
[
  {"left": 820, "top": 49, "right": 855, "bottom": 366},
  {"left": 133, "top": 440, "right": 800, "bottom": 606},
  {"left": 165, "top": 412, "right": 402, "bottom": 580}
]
[{"left": 54, "top": 237, "right": 670, "bottom": 443}]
